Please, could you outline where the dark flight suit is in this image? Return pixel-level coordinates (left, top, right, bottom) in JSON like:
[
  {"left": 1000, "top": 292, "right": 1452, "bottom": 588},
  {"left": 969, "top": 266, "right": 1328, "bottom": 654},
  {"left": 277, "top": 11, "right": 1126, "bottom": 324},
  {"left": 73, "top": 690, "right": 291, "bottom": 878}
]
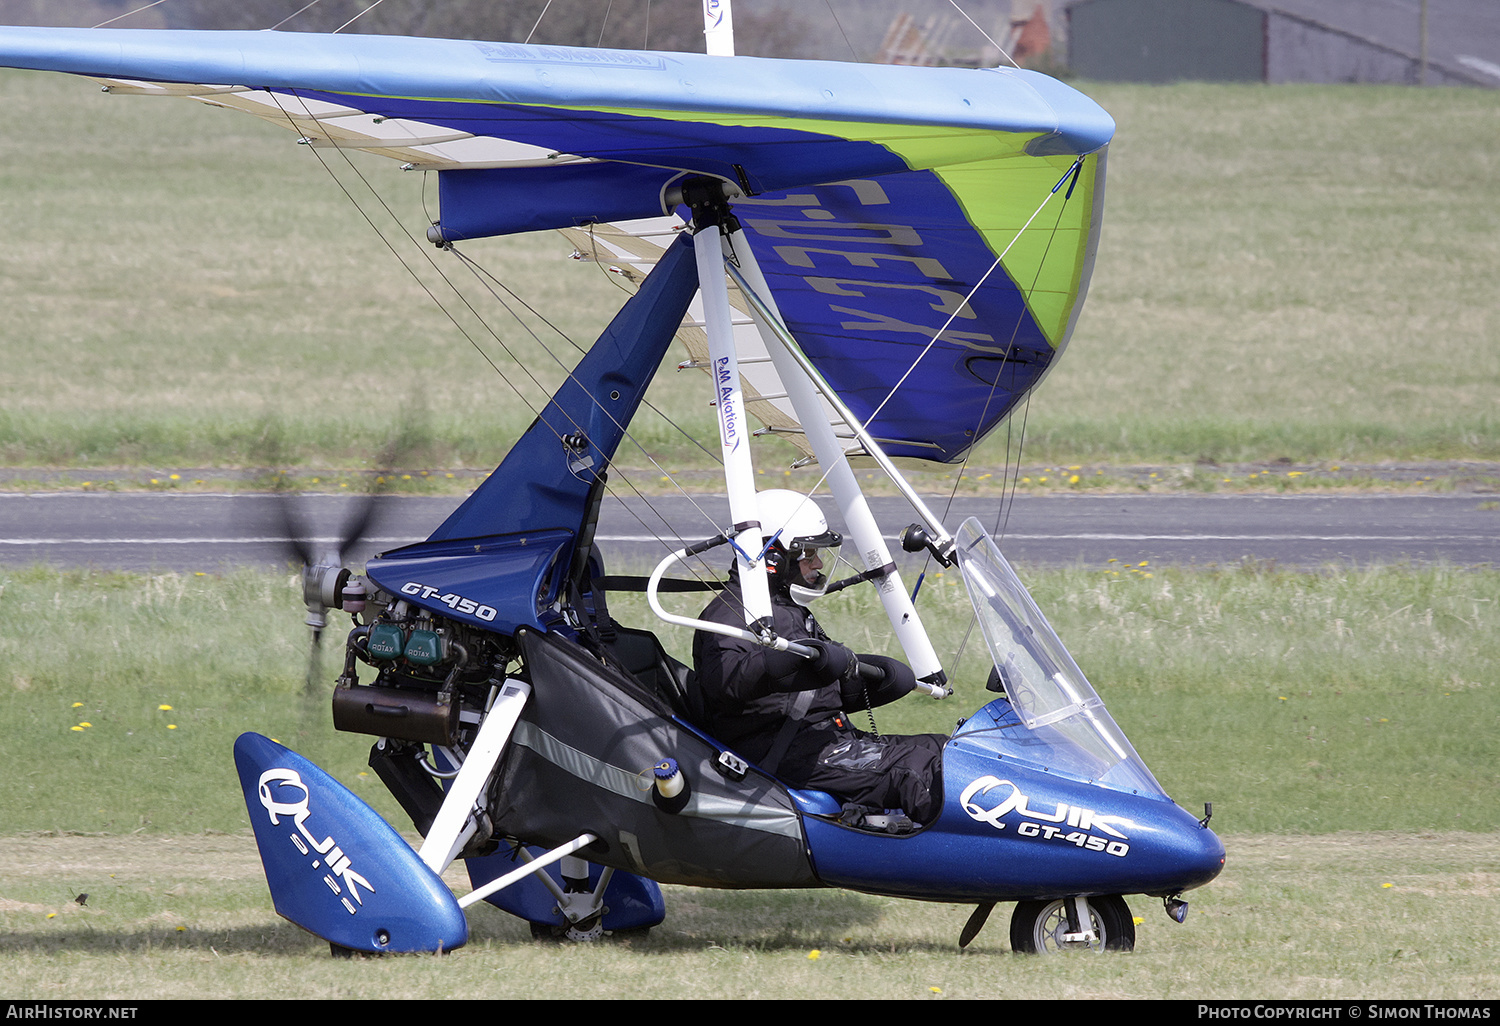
[{"left": 692, "top": 578, "right": 946, "bottom": 824}]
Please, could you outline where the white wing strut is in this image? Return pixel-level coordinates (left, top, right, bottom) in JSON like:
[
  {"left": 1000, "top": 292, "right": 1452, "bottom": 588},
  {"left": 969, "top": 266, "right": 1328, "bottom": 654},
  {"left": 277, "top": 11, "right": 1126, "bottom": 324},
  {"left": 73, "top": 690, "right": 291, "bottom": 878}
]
[
  {"left": 693, "top": 217, "right": 774, "bottom": 629},
  {"left": 418, "top": 679, "right": 531, "bottom": 874},
  {"left": 722, "top": 234, "right": 950, "bottom": 689}
]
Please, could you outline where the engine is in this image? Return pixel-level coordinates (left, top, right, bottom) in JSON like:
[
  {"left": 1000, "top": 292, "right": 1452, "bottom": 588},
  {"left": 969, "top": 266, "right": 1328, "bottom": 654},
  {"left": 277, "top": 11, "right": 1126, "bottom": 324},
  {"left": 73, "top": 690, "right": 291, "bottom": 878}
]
[{"left": 328, "top": 577, "right": 519, "bottom": 750}]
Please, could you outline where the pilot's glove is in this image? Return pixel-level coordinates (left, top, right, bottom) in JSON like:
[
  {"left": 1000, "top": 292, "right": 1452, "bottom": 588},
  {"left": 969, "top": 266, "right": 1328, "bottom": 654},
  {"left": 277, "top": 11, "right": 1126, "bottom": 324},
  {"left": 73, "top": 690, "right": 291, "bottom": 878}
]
[
  {"left": 803, "top": 638, "right": 860, "bottom": 683},
  {"left": 840, "top": 654, "right": 916, "bottom": 709}
]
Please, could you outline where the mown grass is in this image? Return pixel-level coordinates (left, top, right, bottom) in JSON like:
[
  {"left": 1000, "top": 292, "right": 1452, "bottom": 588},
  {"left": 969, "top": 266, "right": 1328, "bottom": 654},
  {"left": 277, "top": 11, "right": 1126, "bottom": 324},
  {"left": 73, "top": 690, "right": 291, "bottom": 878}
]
[
  {"left": 1024, "top": 82, "right": 1500, "bottom": 465},
  {"left": 0, "top": 829, "right": 1495, "bottom": 999},
  {"left": 3, "top": 561, "right": 1496, "bottom": 837},
  {"left": 0, "top": 559, "right": 1496, "bottom": 998},
  {"left": 1, "top": 71, "right": 1496, "bottom": 473}
]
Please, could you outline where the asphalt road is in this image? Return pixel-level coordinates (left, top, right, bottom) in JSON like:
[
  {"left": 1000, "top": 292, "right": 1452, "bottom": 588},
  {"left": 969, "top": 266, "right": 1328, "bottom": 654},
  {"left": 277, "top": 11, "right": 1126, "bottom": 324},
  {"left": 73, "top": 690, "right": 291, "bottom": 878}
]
[{"left": 1, "top": 491, "right": 1494, "bottom": 573}]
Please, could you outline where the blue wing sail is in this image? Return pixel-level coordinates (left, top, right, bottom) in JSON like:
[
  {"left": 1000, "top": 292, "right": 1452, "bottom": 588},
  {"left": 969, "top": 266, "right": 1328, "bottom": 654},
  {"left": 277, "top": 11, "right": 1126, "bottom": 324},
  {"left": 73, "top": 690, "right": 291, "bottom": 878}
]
[{"left": 0, "top": 26, "right": 1112, "bottom": 463}]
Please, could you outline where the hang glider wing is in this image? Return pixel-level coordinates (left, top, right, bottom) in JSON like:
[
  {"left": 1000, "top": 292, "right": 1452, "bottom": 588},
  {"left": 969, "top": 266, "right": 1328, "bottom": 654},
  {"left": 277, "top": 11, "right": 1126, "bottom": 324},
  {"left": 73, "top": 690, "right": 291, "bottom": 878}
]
[{"left": 0, "top": 27, "right": 1112, "bottom": 464}]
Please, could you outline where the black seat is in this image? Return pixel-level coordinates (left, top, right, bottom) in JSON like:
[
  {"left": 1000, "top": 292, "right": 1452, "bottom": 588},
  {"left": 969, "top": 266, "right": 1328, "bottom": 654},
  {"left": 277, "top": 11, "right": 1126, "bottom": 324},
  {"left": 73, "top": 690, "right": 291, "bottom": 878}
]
[{"left": 601, "top": 623, "right": 702, "bottom": 723}]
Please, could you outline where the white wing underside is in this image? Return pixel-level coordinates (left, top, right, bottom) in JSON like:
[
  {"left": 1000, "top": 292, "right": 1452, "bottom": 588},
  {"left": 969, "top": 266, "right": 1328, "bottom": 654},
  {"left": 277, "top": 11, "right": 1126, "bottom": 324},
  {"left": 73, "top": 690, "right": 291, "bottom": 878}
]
[
  {"left": 97, "top": 76, "right": 848, "bottom": 466},
  {"left": 97, "top": 77, "right": 589, "bottom": 169}
]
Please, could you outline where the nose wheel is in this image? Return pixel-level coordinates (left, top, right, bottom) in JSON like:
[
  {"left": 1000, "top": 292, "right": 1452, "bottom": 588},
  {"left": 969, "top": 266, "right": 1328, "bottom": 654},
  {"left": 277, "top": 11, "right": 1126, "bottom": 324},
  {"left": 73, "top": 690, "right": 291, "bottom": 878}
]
[{"left": 1010, "top": 895, "right": 1135, "bottom": 954}]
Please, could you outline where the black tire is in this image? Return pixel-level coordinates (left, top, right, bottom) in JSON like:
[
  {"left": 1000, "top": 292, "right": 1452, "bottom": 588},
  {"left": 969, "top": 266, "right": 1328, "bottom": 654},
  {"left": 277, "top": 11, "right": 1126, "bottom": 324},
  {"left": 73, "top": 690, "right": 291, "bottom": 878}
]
[{"left": 1009, "top": 895, "right": 1135, "bottom": 954}]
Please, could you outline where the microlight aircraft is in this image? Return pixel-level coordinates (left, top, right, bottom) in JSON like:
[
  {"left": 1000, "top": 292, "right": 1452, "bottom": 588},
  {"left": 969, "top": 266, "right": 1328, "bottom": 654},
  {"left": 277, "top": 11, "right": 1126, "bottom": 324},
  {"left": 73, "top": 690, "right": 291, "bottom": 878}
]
[{"left": 0, "top": 8, "right": 1224, "bottom": 955}]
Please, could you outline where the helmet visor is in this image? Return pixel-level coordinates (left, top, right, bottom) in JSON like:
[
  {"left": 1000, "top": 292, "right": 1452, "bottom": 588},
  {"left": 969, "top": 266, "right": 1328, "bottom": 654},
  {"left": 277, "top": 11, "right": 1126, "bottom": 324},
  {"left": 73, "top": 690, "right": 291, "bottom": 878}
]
[{"left": 786, "top": 531, "right": 842, "bottom": 603}]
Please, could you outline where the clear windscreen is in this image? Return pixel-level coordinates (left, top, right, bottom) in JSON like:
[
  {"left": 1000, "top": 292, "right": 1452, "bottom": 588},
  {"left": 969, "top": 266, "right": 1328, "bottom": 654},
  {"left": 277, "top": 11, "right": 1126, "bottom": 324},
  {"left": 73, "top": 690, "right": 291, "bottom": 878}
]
[{"left": 954, "top": 518, "right": 1165, "bottom": 797}]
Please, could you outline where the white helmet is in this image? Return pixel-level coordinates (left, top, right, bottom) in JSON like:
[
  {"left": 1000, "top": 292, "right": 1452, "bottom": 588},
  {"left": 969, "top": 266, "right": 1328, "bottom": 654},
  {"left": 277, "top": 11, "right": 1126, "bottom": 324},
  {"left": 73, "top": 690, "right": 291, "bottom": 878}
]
[{"left": 755, "top": 489, "right": 842, "bottom": 604}]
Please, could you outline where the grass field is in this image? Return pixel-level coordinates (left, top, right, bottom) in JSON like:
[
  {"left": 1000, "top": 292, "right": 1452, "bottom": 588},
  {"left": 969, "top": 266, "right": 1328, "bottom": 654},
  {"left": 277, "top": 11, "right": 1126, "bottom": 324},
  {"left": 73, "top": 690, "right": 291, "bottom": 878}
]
[
  {"left": 1, "top": 70, "right": 1497, "bottom": 478},
  {"left": 1, "top": 831, "right": 1495, "bottom": 1000},
  {"left": 1, "top": 563, "right": 1496, "bottom": 999},
  {"left": 1, "top": 39, "right": 1498, "bottom": 1004}
]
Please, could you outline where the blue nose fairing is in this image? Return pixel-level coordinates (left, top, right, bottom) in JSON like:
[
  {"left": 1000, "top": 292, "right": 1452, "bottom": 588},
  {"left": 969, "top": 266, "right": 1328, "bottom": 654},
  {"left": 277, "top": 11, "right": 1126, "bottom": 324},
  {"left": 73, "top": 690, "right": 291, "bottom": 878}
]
[{"left": 805, "top": 721, "right": 1224, "bottom": 902}]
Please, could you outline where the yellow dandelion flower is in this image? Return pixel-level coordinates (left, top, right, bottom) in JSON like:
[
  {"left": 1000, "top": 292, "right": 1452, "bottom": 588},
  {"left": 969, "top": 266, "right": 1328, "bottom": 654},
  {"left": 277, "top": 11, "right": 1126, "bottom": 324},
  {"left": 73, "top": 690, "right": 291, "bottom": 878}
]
[
  {"left": 158, "top": 704, "right": 173, "bottom": 711},
  {"left": 1382, "top": 882, "right": 1394, "bottom": 889},
  {"left": 807, "top": 949, "right": 821, "bottom": 960},
  {"left": 78, "top": 722, "right": 92, "bottom": 728},
  {"left": 167, "top": 724, "right": 177, "bottom": 730},
  {"left": 72, "top": 702, "right": 83, "bottom": 708},
  {"left": 70, "top": 726, "right": 85, "bottom": 732},
  {"left": 1068, "top": 475, "right": 1080, "bottom": 484}
]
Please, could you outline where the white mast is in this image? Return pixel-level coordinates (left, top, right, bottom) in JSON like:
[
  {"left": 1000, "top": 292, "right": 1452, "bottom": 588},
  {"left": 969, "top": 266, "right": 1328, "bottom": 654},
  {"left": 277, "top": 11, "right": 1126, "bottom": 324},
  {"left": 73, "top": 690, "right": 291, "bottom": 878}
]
[{"left": 703, "top": 0, "right": 735, "bottom": 57}]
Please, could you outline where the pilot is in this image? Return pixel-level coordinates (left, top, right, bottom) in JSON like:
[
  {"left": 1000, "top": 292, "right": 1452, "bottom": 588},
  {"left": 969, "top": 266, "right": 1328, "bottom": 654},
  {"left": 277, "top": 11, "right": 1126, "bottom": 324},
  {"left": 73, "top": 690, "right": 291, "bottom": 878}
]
[{"left": 692, "top": 489, "right": 945, "bottom": 825}]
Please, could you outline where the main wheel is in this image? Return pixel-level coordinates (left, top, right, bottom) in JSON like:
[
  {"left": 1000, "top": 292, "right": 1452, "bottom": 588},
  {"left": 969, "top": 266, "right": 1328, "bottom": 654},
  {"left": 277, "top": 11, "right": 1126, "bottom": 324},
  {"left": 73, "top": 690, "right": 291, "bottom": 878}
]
[{"left": 1009, "top": 895, "right": 1135, "bottom": 954}]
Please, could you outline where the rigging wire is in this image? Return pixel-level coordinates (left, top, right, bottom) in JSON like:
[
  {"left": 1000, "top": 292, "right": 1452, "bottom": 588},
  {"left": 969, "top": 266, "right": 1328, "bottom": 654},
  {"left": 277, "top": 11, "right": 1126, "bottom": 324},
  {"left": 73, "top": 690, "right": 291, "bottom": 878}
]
[
  {"left": 924, "top": 164, "right": 1082, "bottom": 677},
  {"left": 946, "top": 0, "right": 1022, "bottom": 69},
  {"left": 452, "top": 228, "right": 722, "bottom": 466},
  {"left": 269, "top": 0, "right": 328, "bottom": 31},
  {"left": 335, "top": 0, "right": 389, "bottom": 34},
  {"left": 525, "top": 1, "right": 555, "bottom": 45},
  {"left": 272, "top": 116, "right": 715, "bottom": 564},
  {"left": 821, "top": 0, "right": 862, "bottom": 62},
  {"left": 91, "top": 0, "right": 171, "bottom": 28},
  {"left": 938, "top": 162, "right": 1081, "bottom": 544},
  {"left": 440, "top": 239, "right": 736, "bottom": 536},
  {"left": 268, "top": 98, "right": 550, "bottom": 420},
  {"left": 240, "top": 14, "right": 1085, "bottom": 646},
  {"left": 263, "top": 90, "right": 750, "bottom": 615},
  {"left": 860, "top": 157, "right": 1083, "bottom": 436},
  {"left": 76, "top": 1, "right": 1095, "bottom": 670},
  {"left": 596, "top": 0, "right": 616, "bottom": 48}
]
